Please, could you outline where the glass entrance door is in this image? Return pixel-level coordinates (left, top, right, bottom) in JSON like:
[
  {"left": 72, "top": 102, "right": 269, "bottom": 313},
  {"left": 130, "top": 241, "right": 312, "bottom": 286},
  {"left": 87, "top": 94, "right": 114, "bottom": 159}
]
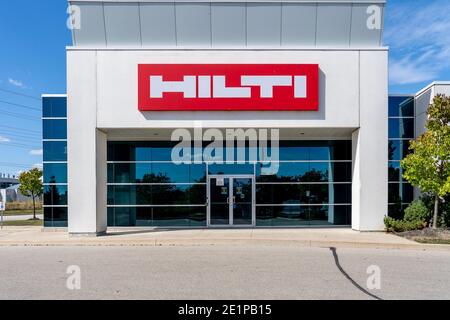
[{"left": 208, "top": 175, "right": 255, "bottom": 227}]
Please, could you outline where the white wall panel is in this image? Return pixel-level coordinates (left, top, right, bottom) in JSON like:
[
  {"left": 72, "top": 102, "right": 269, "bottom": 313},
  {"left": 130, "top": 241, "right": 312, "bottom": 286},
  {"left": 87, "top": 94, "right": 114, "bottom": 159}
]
[
  {"left": 247, "top": 4, "right": 282, "bottom": 46},
  {"left": 140, "top": 3, "right": 177, "bottom": 46},
  {"left": 72, "top": 2, "right": 106, "bottom": 46},
  {"left": 316, "top": 4, "right": 352, "bottom": 47},
  {"left": 281, "top": 4, "right": 317, "bottom": 46},
  {"left": 211, "top": 3, "right": 246, "bottom": 47},
  {"left": 350, "top": 3, "right": 383, "bottom": 47},
  {"left": 175, "top": 3, "right": 211, "bottom": 46},
  {"left": 104, "top": 3, "right": 141, "bottom": 45}
]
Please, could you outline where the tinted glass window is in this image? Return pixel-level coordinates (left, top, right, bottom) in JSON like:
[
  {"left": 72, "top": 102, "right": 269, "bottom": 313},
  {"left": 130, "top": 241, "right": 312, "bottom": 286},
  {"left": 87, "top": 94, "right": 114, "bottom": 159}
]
[
  {"left": 389, "top": 118, "right": 415, "bottom": 139},
  {"left": 388, "top": 183, "right": 414, "bottom": 204},
  {"left": 389, "top": 96, "right": 414, "bottom": 117},
  {"left": 107, "top": 206, "right": 207, "bottom": 227},
  {"left": 388, "top": 162, "right": 401, "bottom": 182},
  {"left": 43, "top": 119, "right": 67, "bottom": 139},
  {"left": 43, "top": 97, "right": 67, "bottom": 118},
  {"left": 108, "top": 184, "right": 206, "bottom": 206},
  {"left": 208, "top": 163, "right": 254, "bottom": 175},
  {"left": 43, "top": 141, "right": 67, "bottom": 161},
  {"left": 43, "top": 163, "right": 67, "bottom": 183},
  {"left": 389, "top": 140, "right": 411, "bottom": 161},
  {"left": 255, "top": 205, "right": 351, "bottom": 226},
  {"left": 43, "top": 207, "right": 68, "bottom": 227},
  {"left": 44, "top": 185, "right": 68, "bottom": 206}
]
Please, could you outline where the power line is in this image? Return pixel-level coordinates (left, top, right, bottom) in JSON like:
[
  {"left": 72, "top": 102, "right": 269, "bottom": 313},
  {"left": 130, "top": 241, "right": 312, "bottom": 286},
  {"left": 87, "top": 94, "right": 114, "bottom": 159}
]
[
  {"left": 0, "top": 88, "right": 41, "bottom": 101},
  {"left": 0, "top": 142, "right": 41, "bottom": 150},
  {"left": 0, "top": 125, "right": 41, "bottom": 134},
  {"left": 0, "top": 132, "right": 41, "bottom": 142},
  {"left": 0, "top": 130, "right": 40, "bottom": 139},
  {"left": 0, "top": 110, "right": 40, "bottom": 121},
  {"left": 0, "top": 99, "right": 41, "bottom": 111}
]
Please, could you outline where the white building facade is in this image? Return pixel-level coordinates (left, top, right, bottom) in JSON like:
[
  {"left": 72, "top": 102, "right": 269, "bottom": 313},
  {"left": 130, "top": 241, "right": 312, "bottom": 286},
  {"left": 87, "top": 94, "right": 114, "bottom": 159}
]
[{"left": 45, "top": 0, "right": 394, "bottom": 235}]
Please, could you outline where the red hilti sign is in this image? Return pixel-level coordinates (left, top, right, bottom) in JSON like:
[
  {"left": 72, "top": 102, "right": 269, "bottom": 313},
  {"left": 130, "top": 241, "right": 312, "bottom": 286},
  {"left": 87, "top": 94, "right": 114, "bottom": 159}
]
[{"left": 138, "top": 64, "right": 319, "bottom": 111}]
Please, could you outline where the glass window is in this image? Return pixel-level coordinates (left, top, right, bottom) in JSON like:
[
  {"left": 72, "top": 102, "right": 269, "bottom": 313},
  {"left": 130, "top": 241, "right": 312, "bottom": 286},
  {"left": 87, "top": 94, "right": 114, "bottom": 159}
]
[
  {"left": 256, "top": 206, "right": 310, "bottom": 226},
  {"left": 151, "top": 163, "right": 190, "bottom": 183},
  {"left": 255, "top": 205, "right": 351, "bottom": 226},
  {"left": 208, "top": 163, "right": 254, "bottom": 175},
  {"left": 152, "top": 207, "right": 207, "bottom": 227},
  {"left": 389, "top": 118, "right": 415, "bottom": 139},
  {"left": 43, "top": 97, "right": 67, "bottom": 118},
  {"left": 257, "top": 162, "right": 351, "bottom": 183},
  {"left": 330, "top": 141, "right": 352, "bottom": 161},
  {"left": 389, "top": 140, "right": 411, "bottom": 161},
  {"left": 332, "top": 184, "right": 352, "bottom": 204},
  {"left": 43, "top": 119, "right": 67, "bottom": 139},
  {"left": 309, "top": 147, "right": 331, "bottom": 161},
  {"left": 256, "top": 184, "right": 303, "bottom": 205},
  {"left": 108, "top": 184, "right": 206, "bottom": 206},
  {"left": 107, "top": 206, "right": 207, "bottom": 227},
  {"left": 388, "top": 162, "right": 401, "bottom": 182},
  {"left": 256, "top": 183, "right": 350, "bottom": 205},
  {"left": 43, "top": 207, "right": 68, "bottom": 228},
  {"left": 331, "top": 162, "right": 352, "bottom": 183},
  {"left": 43, "top": 163, "right": 67, "bottom": 183},
  {"left": 43, "top": 141, "right": 67, "bottom": 161},
  {"left": 44, "top": 185, "right": 68, "bottom": 206},
  {"left": 388, "top": 183, "right": 414, "bottom": 204},
  {"left": 388, "top": 204, "right": 410, "bottom": 220},
  {"left": 389, "top": 96, "right": 414, "bottom": 117},
  {"left": 257, "top": 162, "right": 309, "bottom": 182},
  {"left": 307, "top": 163, "right": 330, "bottom": 182}
]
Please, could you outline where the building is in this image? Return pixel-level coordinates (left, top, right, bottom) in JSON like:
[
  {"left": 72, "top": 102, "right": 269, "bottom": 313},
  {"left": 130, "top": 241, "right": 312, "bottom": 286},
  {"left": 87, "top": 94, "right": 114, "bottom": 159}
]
[
  {"left": 0, "top": 174, "right": 18, "bottom": 189},
  {"left": 42, "top": 0, "right": 448, "bottom": 235}
]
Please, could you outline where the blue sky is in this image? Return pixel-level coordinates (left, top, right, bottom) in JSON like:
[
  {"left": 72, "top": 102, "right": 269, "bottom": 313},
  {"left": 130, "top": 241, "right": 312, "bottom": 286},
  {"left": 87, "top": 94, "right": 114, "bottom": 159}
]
[{"left": 0, "top": 0, "right": 449, "bottom": 175}]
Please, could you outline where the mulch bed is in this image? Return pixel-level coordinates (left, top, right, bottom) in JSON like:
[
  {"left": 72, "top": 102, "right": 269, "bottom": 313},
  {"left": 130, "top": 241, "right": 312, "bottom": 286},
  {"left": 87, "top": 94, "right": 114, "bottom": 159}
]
[{"left": 396, "top": 228, "right": 450, "bottom": 244}]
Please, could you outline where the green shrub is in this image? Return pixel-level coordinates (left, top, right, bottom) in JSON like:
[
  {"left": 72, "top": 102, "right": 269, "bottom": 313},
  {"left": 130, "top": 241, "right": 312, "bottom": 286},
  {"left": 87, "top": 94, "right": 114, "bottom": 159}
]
[
  {"left": 403, "top": 200, "right": 430, "bottom": 224},
  {"left": 384, "top": 216, "right": 426, "bottom": 233}
]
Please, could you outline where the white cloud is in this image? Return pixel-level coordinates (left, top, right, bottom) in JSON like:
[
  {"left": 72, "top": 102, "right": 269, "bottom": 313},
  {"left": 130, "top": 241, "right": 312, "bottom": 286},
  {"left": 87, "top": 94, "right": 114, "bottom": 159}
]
[
  {"left": 385, "top": 0, "right": 450, "bottom": 86},
  {"left": 32, "top": 163, "right": 43, "bottom": 169},
  {"left": 29, "top": 149, "right": 43, "bottom": 156},
  {"left": 8, "top": 78, "right": 26, "bottom": 88},
  {"left": 0, "top": 135, "right": 11, "bottom": 142}
]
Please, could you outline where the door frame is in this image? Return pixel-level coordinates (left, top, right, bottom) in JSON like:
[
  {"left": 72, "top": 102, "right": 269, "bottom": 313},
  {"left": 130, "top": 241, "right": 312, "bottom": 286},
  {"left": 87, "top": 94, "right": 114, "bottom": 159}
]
[{"left": 207, "top": 174, "right": 256, "bottom": 228}]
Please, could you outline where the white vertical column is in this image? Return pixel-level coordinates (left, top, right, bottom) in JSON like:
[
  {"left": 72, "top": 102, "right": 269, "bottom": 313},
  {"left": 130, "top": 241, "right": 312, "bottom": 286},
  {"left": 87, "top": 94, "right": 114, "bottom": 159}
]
[
  {"left": 352, "top": 51, "right": 388, "bottom": 231},
  {"left": 67, "top": 51, "right": 107, "bottom": 236}
]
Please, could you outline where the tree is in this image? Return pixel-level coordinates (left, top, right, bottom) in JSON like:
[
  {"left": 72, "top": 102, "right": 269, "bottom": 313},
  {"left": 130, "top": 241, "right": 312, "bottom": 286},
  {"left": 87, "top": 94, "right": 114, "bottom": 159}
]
[
  {"left": 401, "top": 94, "right": 450, "bottom": 229},
  {"left": 18, "top": 168, "right": 43, "bottom": 220}
]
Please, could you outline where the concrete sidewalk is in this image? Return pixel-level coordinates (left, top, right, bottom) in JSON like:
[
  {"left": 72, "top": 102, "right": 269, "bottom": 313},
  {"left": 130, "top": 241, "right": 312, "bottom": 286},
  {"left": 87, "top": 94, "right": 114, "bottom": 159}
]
[
  {"left": 0, "top": 226, "right": 449, "bottom": 251},
  {"left": 0, "top": 214, "right": 43, "bottom": 222}
]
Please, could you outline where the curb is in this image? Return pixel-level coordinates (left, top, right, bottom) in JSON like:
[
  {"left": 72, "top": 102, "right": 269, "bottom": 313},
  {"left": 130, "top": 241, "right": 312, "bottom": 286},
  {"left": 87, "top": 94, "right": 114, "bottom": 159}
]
[{"left": 1, "top": 237, "right": 450, "bottom": 251}]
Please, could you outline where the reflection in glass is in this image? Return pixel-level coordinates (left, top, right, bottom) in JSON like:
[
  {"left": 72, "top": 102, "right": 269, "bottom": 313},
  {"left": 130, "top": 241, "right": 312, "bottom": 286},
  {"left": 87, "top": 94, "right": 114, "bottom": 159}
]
[
  {"left": 43, "top": 119, "right": 67, "bottom": 139},
  {"left": 43, "top": 141, "right": 67, "bottom": 162},
  {"left": 388, "top": 96, "right": 414, "bottom": 117},
  {"left": 388, "top": 118, "right": 415, "bottom": 139},
  {"left": 43, "top": 163, "right": 67, "bottom": 184},
  {"left": 44, "top": 185, "right": 68, "bottom": 206}
]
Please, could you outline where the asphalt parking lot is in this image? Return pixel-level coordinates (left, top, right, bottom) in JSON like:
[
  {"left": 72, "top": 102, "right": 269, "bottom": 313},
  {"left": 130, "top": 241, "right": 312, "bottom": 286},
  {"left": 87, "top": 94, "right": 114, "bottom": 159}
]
[{"left": 0, "top": 245, "right": 449, "bottom": 300}]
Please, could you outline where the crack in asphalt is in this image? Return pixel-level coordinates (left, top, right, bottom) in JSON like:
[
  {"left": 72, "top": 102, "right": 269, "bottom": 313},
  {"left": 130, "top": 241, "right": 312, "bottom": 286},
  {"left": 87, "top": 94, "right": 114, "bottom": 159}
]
[{"left": 329, "top": 247, "right": 383, "bottom": 300}]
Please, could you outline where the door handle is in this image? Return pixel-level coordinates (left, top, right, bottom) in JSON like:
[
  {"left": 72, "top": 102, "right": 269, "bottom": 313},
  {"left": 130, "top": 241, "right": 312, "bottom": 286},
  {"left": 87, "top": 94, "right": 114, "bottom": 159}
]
[{"left": 227, "top": 197, "right": 230, "bottom": 204}]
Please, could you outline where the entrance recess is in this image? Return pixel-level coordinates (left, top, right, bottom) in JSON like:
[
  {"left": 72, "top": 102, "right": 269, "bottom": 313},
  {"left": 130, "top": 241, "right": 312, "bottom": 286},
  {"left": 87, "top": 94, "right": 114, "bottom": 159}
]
[{"left": 208, "top": 175, "right": 255, "bottom": 227}]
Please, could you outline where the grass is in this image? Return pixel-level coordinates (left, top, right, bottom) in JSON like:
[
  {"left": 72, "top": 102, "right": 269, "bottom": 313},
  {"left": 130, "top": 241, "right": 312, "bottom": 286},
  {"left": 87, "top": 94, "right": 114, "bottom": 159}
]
[
  {"left": 2, "top": 210, "right": 43, "bottom": 216},
  {"left": 0, "top": 219, "right": 43, "bottom": 227}
]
